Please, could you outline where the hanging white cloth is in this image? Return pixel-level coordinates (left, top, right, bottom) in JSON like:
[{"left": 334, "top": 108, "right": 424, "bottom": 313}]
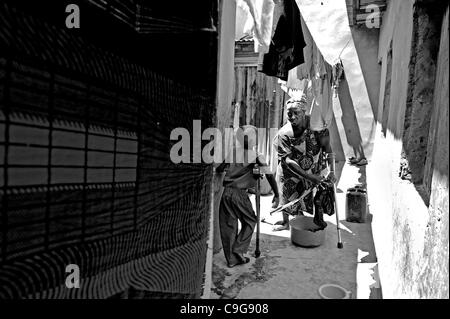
[
  {"left": 286, "top": 13, "right": 313, "bottom": 89},
  {"left": 235, "top": 0, "right": 254, "bottom": 40},
  {"left": 309, "top": 72, "right": 333, "bottom": 131},
  {"left": 295, "top": 0, "right": 375, "bottom": 158},
  {"left": 236, "top": 0, "right": 276, "bottom": 53}
]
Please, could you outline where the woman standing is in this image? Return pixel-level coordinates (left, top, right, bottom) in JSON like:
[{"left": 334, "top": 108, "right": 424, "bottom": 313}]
[{"left": 273, "top": 97, "right": 337, "bottom": 231}]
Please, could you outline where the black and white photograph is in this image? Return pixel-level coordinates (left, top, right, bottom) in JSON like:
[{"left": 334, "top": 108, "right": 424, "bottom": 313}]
[{"left": 0, "top": 0, "right": 448, "bottom": 307}]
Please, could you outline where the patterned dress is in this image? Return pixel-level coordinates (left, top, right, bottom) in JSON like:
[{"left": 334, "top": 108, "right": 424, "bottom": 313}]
[{"left": 275, "top": 123, "right": 329, "bottom": 214}]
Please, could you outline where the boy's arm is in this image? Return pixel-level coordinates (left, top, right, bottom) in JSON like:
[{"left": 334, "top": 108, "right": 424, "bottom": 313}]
[
  {"left": 214, "top": 162, "right": 229, "bottom": 174},
  {"left": 255, "top": 152, "right": 279, "bottom": 206}
]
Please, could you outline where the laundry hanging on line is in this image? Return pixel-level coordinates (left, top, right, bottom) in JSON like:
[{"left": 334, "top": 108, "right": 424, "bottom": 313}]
[
  {"left": 259, "top": 0, "right": 306, "bottom": 81},
  {"left": 236, "top": 0, "right": 276, "bottom": 53}
]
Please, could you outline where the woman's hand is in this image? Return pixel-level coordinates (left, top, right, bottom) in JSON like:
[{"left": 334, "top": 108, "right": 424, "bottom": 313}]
[
  {"left": 272, "top": 195, "right": 280, "bottom": 209},
  {"left": 309, "top": 174, "right": 324, "bottom": 185},
  {"left": 326, "top": 172, "right": 337, "bottom": 184}
]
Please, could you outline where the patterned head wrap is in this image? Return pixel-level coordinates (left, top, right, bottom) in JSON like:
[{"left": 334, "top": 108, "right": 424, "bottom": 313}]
[{"left": 286, "top": 94, "right": 309, "bottom": 113}]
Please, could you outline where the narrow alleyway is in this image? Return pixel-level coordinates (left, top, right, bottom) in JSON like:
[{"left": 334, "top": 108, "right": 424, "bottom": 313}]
[
  {"left": 211, "top": 160, "right": 381, "bottom": 299},
  {"left": 0, "top": 0, "right": 447, "bottom": 302}
]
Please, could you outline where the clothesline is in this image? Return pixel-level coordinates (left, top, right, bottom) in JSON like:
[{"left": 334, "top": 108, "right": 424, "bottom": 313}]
[{"left": 237, "top": 0, "right": 348, "bottom": 132}]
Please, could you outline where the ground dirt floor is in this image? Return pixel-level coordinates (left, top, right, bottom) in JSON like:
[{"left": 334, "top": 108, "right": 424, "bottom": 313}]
[{"left": 211, "top": 161, "right": 382, "bottom": 299}]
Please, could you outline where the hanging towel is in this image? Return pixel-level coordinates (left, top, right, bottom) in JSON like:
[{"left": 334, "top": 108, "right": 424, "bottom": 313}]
[{"left": 260, "top": 0, "right": 306, "bottom": 81}]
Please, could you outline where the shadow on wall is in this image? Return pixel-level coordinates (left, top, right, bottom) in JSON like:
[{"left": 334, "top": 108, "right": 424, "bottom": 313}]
[
  {"left": 329, "top": 111, "right": 346, "bottom": 163},
  {"left": 350, "top": 25, "right": 381, "bottom": 120},
  {"left": 334, "top": 160, "right": 346, "bottom": 190},
  {"left": 338, "top": 76, "right": 366, "bottom": 161}
]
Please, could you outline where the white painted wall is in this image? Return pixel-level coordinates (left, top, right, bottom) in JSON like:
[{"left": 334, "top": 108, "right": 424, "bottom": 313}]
[{"left": 368, "top": 0, "right": 449, "bottom": 298}]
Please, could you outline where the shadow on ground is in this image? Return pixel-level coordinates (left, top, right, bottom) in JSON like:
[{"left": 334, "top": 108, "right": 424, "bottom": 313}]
[{"left": 211, "top": 161, "right": 381, "bottom": 299}]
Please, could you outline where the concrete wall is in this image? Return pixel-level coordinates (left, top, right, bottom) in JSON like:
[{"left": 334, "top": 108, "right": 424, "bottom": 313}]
[
  {"left": 401, "top": 1, "right": 443, "bottom": 186},
  {"left": 212, "top": 0, "right": 236, "bottom": 255},
  {"left": 368, "top": 0, "right": 449, "bottom": 298},
  {"left": 420, "top": 6, "right": 449, "bottom": 298}
]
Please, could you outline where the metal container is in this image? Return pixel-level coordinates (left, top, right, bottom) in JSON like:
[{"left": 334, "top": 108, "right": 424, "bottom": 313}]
[
  {"left": 345, "top": 186, "right": 367, "bottom": 223},
  {"left": 289, "top": 216, "right": 326, "bottom": 247}
]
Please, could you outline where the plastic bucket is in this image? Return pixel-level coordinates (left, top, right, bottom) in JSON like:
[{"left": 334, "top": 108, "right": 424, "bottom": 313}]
[
  {"left": 345, "top": 186, "right": 367, "bottom": 223},
  {"left": 289, "top": 216, "right": 326, "bottom": 247},
  {"left": 318, "top": 284, "right": 351, "bottom": 299}
]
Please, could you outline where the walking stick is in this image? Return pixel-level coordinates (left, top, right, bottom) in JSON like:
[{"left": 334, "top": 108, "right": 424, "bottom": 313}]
[
  {"left": 254, "top": 163, "right": 261, "bottom": 258},
  {"left": 334, "top": 183, "right": 343, "bottom": 249},
  {"left": 325, "top": 152, "right": 343, "bottom": 249}
]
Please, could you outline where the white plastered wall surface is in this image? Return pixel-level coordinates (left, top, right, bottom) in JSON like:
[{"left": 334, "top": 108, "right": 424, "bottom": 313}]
[{"left": 368, "top": 0, "right": 449, "bottom": 298}]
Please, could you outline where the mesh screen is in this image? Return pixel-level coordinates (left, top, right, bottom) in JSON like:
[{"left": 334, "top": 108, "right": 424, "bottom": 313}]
[{"left": 0, "top": 1, "right": 216, "bottom": 298}]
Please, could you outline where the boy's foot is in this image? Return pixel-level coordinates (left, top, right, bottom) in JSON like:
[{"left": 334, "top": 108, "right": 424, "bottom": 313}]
[
  {"left": 274, "top": 220, "right": 285, "bottom": 226},
  {"left": 261, "top": 218, "right": 274, "bottom": 225},
  {"left": 228, "top": 254, "right": 250, "bottom": 268},
  {"left": 273, "top": 223, "right": 290, "bottom": 231}
]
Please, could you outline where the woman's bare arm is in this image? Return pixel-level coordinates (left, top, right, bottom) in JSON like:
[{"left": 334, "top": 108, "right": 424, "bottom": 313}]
[{"left": 284, "top": 157, "right": 323, "bottom": 184}]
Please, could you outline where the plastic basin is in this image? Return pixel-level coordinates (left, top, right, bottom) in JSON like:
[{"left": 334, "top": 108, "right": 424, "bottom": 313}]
[
  {"left": 289, "top": 216, "right": 326, "bottom": 247},
  {"left": 318, "top": 284, "right": 351, "bottom": 299}
]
